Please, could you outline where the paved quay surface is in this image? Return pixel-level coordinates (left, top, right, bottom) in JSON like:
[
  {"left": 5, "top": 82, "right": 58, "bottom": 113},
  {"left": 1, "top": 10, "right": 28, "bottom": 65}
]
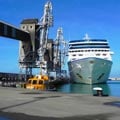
[{"left": 0, "top": 87, "right": 120, "bottom": 120}]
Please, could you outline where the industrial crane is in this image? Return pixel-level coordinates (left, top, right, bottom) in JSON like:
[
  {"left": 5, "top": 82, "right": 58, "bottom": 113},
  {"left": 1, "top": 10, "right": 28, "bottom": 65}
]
[
  {"left": 25, "top": 1, "right": 54, "bottom": 90},
  {"left": 37, "top": 1, "right": 53, "bottom": 75},
  {"left": 18, "top": 1, "right": 53, "bottom": 80},
  {"left": 0, "top": 1, "right": 68, "bottom": 88},
  {"left": 53, "top": 27, "right": 68, "bottom": 79}
]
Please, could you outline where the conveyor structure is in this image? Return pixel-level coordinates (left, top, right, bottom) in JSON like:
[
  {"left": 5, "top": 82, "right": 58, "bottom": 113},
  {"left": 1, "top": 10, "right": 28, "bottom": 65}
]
[{"left": 0, "top": 1, "right": 54, "bottom": 78}]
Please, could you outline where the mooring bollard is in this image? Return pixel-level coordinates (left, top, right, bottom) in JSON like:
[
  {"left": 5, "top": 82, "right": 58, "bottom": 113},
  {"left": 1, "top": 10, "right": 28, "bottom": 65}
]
[{"left": 93, "top": 87, "right": 103, "bottom": 96}]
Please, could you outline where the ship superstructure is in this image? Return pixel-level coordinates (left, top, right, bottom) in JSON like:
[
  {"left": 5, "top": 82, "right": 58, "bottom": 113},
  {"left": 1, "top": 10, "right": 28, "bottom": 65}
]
[{"left": 68, "top": 34, "right": 113, "bottom": 84}]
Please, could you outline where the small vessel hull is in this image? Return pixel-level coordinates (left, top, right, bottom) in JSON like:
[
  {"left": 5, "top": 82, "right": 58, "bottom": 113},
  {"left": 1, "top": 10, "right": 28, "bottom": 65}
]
[{"left": 68, "top": 57, "right": 112, "bottom": 84}]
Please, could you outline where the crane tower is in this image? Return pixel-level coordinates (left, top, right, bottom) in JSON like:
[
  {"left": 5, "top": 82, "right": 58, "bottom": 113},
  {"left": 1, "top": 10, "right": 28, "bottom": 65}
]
[
  {"left": 37, "top": 1, "right": 53, "bottom": 75},
  {"left": 54, "top": 28, "right": 67, "bottom": 73},
  {"left": 0, "top": 1, "right": 55, "bottom": 80},
  {"left": 19, "top": 1, "right": 53, "bottom": 77}
]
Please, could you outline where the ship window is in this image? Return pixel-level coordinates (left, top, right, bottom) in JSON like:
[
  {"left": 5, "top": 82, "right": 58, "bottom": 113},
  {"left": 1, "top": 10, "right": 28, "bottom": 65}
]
[
  {"left": 96, "top": 54, "right": 100, "bottom": 56},
  {"left": 72, "top": 54, "right": 76, "bottom": 56},
  {"left": 79, "top": 54, "right": 83, "bottom": 56},
  {"left": 103, "top": 54, "right": 106, "bottom": 56},
  {"left": 72, "top": 58, "right": 76, "bottom": 61}
]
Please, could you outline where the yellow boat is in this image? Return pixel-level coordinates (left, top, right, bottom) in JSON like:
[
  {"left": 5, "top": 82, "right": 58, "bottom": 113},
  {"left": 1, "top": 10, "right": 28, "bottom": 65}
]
[{"left": 25, "top": 75, "right": 49, "bottom": 90}]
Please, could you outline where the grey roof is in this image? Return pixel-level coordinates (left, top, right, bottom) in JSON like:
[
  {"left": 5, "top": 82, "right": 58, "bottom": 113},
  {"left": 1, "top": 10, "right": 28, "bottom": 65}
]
[{"left": 21, "top": 19, "right": 39, "bottom": 24}]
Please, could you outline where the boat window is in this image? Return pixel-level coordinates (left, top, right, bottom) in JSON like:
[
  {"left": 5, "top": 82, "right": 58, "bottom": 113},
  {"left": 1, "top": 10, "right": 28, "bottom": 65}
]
[
  {"left": 79, "top": 54, "right": 83, "bottom": 56},
  {"left": 39, "top": 80, "right": 43, "bottom": 84},
  {"left": 28, "top": 80, "right": 32, "bottom": 84},
  {"left": 72, "top": 54, "right": 76, "bottom": 56},
  {"left": 32, "top": 80, "right": 37, "bottom": 84}
]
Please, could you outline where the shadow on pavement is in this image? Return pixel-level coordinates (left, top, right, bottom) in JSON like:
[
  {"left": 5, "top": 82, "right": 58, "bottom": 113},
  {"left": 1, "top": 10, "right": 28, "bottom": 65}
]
[{"left": 0, "top": 111, "right": 115, "bottom": 120}]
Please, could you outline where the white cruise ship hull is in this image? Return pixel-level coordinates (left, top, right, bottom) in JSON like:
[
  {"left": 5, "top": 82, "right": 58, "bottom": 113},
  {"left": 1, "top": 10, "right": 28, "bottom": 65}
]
[{"left": 68, "top": 57, "right": 112, "bottom": 84}]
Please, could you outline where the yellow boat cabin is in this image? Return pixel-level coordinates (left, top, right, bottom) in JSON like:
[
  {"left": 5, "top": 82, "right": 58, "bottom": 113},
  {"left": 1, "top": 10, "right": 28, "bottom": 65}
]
[{"left": 26, "top": 75, "right": 49, "bottom": 90}]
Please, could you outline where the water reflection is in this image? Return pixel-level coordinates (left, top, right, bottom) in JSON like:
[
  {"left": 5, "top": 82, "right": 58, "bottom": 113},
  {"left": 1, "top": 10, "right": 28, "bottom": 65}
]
[
  {"left": 107, "top": 81, "right": 120, "bottom": 97},
  {"left": 57, "top": 83, "right": 110, "bottom": 95}
]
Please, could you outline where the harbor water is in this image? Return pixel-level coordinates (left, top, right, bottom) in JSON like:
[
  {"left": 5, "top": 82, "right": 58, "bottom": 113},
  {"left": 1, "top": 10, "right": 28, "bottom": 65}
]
[
  {"left": 0, "top": 117, "right": 10, "bottom": 120},
  {"left": 57, "top": 80, "right": 120, "bottom": 97}
]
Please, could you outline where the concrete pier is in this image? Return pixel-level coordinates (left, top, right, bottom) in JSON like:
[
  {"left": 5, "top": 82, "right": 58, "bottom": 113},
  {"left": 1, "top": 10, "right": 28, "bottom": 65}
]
[{"left": 0, "top": 87, "right": 120, "bottom": 120}]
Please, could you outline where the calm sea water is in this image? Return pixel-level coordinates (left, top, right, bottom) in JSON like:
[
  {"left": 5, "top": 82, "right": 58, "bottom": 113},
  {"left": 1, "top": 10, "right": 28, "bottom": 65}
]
[
  {"left": 57, "top": 80, "right": 120, "bottom": 97},
  {"left": 0, "top": 117, "right": 10, "bottom": 120}
]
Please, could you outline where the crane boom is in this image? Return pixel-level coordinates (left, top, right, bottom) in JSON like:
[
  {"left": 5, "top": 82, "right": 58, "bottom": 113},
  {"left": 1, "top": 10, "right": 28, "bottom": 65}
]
[
  {"left": 54, "top": 28, "right": 67, "bottom": 72},
  {"left": 37, "top": 1, "right": 53, "bottom": 74}
]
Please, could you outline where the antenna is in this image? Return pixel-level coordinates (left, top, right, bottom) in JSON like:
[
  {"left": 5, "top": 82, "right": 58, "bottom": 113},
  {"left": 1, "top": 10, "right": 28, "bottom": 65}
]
[{"left": 83, "top": 33, "right": 90, "bottom": 40}]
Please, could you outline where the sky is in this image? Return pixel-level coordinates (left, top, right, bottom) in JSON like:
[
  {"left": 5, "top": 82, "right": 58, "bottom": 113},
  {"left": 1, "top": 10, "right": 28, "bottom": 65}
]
[{"left": 0, "top": 0, "right": 120, "bottom": 77}]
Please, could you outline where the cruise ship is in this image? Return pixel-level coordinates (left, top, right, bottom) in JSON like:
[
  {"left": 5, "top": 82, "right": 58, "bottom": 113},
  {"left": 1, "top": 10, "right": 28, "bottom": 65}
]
[{"left": 68, "top": 34, "right": 113, "bottom": 84}]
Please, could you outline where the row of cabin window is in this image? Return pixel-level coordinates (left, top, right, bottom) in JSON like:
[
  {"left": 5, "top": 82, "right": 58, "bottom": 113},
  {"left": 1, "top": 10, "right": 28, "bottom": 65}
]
[
  {"left": 69, "top": 49, "right": 109, "bottom": 52},
  {"left": 72, "top": 53, "right": 107, "bottom": 56}
]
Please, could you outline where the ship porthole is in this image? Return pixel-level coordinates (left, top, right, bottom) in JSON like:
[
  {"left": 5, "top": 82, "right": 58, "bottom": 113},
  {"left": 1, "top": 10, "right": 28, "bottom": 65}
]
[{"left": 103, "top": 63, "right": 106, "bottom": 65}]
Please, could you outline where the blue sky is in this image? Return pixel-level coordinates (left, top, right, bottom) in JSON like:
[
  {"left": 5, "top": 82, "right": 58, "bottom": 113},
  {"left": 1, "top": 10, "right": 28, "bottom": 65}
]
[{"left": 0, "top": 0, "right": 120, "bottom": 77}]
